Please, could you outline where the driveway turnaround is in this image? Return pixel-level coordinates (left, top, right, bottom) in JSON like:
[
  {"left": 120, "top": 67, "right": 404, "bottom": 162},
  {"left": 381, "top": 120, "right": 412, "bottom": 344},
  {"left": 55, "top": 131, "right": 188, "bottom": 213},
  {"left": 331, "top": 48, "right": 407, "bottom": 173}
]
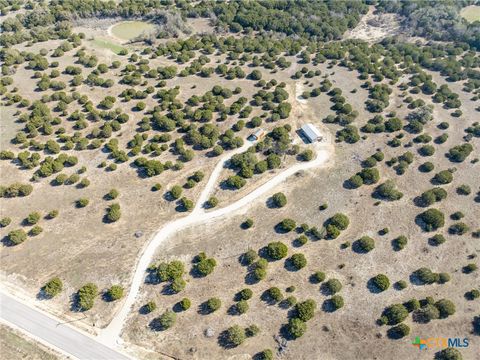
[{"left": 0, "top": 291, "right": 131, "bottom": 360}]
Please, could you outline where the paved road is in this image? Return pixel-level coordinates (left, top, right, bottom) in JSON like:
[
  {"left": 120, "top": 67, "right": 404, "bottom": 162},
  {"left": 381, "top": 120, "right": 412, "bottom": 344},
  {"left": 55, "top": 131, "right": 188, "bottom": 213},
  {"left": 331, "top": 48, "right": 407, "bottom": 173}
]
[{"left": 0, "top": 291, "right": 131, "bottom": 360}]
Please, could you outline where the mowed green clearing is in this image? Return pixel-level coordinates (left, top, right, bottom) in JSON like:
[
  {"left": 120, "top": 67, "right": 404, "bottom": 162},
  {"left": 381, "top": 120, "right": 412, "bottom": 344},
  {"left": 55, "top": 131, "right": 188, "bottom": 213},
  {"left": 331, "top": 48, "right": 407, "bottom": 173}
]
[
  {"left": 90, "top": 38, "right": 126, "bottom": 54},
  {"left": 460, "top": 5, "right": 480, "bottom": 23},
  {"left": 110, "top": 21, "right": 156, "bottom": 40}
]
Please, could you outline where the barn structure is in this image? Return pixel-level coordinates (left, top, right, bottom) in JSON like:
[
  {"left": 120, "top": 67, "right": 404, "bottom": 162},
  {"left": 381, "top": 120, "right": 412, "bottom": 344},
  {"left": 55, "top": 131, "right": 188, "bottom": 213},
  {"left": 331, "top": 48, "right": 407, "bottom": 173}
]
[
  {"left": 300, "top": 123, "right": 322, "bottom": 143},
  {"left": 249, "top": 128, "right": 266, "bottom": 141}
]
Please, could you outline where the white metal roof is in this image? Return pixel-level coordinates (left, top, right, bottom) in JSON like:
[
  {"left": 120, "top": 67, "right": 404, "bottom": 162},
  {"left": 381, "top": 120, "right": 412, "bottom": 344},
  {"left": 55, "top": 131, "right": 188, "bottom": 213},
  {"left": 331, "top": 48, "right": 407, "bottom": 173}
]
[
  {"left": 301, "top": 123, "right": 321, "bottom": 141},
  {"left": 253, "top": 128, "right": 265, "bottom": 137}
]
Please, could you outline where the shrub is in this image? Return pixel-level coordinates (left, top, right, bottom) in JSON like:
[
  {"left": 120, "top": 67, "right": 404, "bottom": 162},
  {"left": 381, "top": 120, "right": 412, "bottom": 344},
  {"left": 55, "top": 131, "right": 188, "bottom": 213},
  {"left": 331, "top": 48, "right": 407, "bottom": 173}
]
[
  {"left": 235, "top": 300, "right": 249, "bottom": 314},
  {"left": 194, "top": 257, "right": 217, "bottom": 276},
  {"left": 388, "top": 323, "right": 410, "bottom": 339},
  {"left": 348, "top": 174, "right": 363, "bottom": 188},
  {"left": 206, "top": 297, "right": 221, "bottom": 313},
  {"left": 312, "top": 271, "right": 326, "bottom": 283},
  {"left": 438, "top": 273, "right": 451, "bottom": 284},
  {"left": 328, "top": 213, "right": 350, "bottom": 230},
  {"left": 413, "top": 267, "right": 439, "bottom": 284},
  {"left": 374, "top": 180, "right": 403, "bottom": 201},
  {"left": 319, "top": 203, "right": 328, "bottom": 211},
  {"left": 106, "top": 203, "right": 121, "bottom": 222},
  {"left": 325, "top": 278, "right": 342, "bottom": 294},
  {"left": 106, "top": 189, "right": 119, "bottom": 200},
  {"left": 237, "top": 288, "right": 253, "bottom": 301},
  {"left": 287, "top": 318, "right": 306, "bottom": 339},
  {"left": 395, "top": 280, "right": 407, "bottom": 290},
  {"left": 465, "top": 289, "right": 480, "bottom": 300},
  {"left": 463, "top": 263, "right": 477, "bottom": 274},
  {"left": 179, "top": 297, "right": 191, "bottom": 311},
  {"left": 456, "top": 184, "right": 471, "bottom": 195},
  {"left": 392, "top": 235, "right": 408, "bottom": 251},
  {"left": 435, "top": 299, "right": 455, "bottom": 318},
  {"left": 207, "top": 196, "right": 218, "bottom": 208},
  {"left": 432, "top": 170, "right": 453, "bottom": 184},
  {"left": 0, "top": 217, "right": 11, "bottom": 227},
  {"left": 179, "top": 197, "right": 194, "bottom": 211},
  {"left": 271, "top": 192, "right": 287, "bottom": 207},
  {"left": 152, "top": 183, "right": 162, "bottom": 192},
  {"left": 47, "top": 210, "right": 58, "bottom": 219},
  {"left": 434, "top": 348, "right": 463, "bottom": 360},
  {"left": 404, "top": 299, "right": 420, "bottom": 312},
  {"left": 157, "top": 260, "right": 185, "bottom": 281},
  {"left": 448, "top": 143, "right": 473, "bottom": 162},
  {"left": 245, "top": 324, "right": 260, "bottom": 337},
  {"left": 8, "top": 229, "right": 27, "bottom": 245},
  {"left": 242, "top": 218, "right": 254, "bottom": 229},
  {"left": 170, "top": 185, "right": 182, "bottom": 199},
  {"left": 226, "top": 175, "right": 246, "bottom": 189},
  {"left": 371, "top": 274, "right": 390, "bottom": 291},
  {"left": 415, "top": 304, "right": 440, "bottom": 322},
  {"left": 29, "top": 225, "right": 43, "bottom": 236},
  {"left": 419, "top": 161, "right": 434, "bottom": 172},
  {"left": 26, "top": 211, "right": 40, "bottom": 225},
  {"left": 266, "top": 241, "right": 288, "bottom": 260},
  {"left": 278, "top": 218, "right": 296, "bottom": 232},
  {"left": 300, "top": 149, "right": 314, "bottom": 161},
  {"left": 283, "top": 295, "right": 297, "bottom": 307},
  {"left": 253, "top": 267, "right": 267, "bottom": 281},
  {"left": 295, "top": 235, "right": 308, "bottom": 246},
  {"left": 170, "top": 277, "right": 186, "bottom": 293},
  {"left": 76, "top": 198, "right": 89, "bottom": 208},
  {"left": 419, "top": 188, "right": 447, "bottom": 206},
  {"left": 42, "top": 277, "right": 63, "bottom": 298},
  {"left": 242, "top": 249, "right": 258, "bottom": 265},
  {"left": 329, "top": 295, "right": 344, "bottom": 310},
  {"left": 145, "top": 301, "right": 156, "bottom": 313},
  {"left": 225, "top": 325, "right": 245, "bottom": 346},
  {"left": 355, "top": 236, "right": 375, "bottom": 253},
  {"left": 77, "top": 283, "right": 98, "bottom": 311},
  {"left": 383, "top": 304, "right": 409, "bottom": 325},
  {"left": 266, "top": 287, "right": 283, "bottom": 302},
  {"left": 107, "top": 285, "right": 124, "bottom": 301},
  {"left": 290, "top": 253, "right": 307, "bottom": 270},
  {"left": 449, "top": 222, "right": 469, "bottom": 235},
  {"left": 429, "top": 234, "right": 446, "bottom": 246},
  {"left": 257, "top": 349, "right": 274, "bottom": 360},
  {"left": 157, "top": 310, "right": 176, "bottom": 330},
  {"left": 418, "top": 208, "right": 445, "bottom": 231}
]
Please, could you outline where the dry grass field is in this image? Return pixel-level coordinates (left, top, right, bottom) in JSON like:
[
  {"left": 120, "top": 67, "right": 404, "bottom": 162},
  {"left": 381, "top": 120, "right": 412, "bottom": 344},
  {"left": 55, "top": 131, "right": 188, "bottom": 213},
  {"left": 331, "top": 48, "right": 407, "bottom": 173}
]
[
  {"left": 0, "top": 323, "right": 60, "bottom": 360},
  {"left": 1, "top": 4, "right": 479, "bottom": 360}
]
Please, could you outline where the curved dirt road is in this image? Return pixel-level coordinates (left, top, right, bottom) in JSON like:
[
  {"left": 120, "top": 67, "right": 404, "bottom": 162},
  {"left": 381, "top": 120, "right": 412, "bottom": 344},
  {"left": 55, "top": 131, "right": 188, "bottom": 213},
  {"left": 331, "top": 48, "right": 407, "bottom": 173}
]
[{"left": 99, "top": 137, "right": 333, "bottom": 345}]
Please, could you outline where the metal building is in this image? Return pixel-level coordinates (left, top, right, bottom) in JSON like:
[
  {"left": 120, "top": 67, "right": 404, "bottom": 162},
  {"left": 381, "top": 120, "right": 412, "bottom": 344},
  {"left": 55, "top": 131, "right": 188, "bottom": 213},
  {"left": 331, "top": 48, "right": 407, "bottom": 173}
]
[{"left": 300, "top": 123, "right": 322, "bottom": 143}]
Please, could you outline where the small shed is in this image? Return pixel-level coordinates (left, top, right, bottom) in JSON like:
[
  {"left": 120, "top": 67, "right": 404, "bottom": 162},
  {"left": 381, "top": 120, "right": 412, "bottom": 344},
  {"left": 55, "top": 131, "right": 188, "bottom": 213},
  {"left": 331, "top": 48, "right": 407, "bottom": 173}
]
[
  {"left": 251, "top": 128, "right": 266, "bottom": 141},
  {"left": 301, "top": 123, "right": 322, "bottom": 143}
]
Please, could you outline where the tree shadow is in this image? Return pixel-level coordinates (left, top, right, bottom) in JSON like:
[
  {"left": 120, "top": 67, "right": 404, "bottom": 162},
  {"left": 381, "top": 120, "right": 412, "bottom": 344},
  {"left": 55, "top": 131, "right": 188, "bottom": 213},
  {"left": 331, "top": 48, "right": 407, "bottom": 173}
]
[
  {"left": 283, "top": 258, "right": 300, "bottom": 272},
  {"left": 1, "top": 235, "right": 16, "bottom": 247},
  {"left": 197, "top": 301, "right": 215, "bottom": 315},
  {"left": 351, "top": 240, "right": 369, "bottom": 254},
  {"left": 148, "top": 317, "right": 168, "bottom": 331},
  {"left": 217, "top": 329, "right": 239, "bottom": 349},
  {"left": 366, "top": 278, "right": 383, "bottom": 294},
  {"left": 321, "top": 299, "right": 338, "bottom": 313},
  {"left": 36, "top": 288, "right": 51, "bottom": 301},
  {"left": 138, "top": 304, "right": 153, "bottom": 315},
  {"left": 260, "top": 290, "right": 279, "bottom": 305},
  {"left": 387, "top": 327, "right": 406, "bottom": 339},
  {"left": 319, "top": 283, "right": 335, "bottom": 296},
  {"left": 244, "top": 272, "right": 260, "bottom": 285}
]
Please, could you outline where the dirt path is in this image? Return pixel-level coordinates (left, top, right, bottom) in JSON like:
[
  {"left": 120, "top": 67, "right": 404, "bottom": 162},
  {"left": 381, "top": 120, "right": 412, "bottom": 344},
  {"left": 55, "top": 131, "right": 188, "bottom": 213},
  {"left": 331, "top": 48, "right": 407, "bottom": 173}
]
[{"left": 98, "top": 84, "right": 335, "bottom": 347}]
